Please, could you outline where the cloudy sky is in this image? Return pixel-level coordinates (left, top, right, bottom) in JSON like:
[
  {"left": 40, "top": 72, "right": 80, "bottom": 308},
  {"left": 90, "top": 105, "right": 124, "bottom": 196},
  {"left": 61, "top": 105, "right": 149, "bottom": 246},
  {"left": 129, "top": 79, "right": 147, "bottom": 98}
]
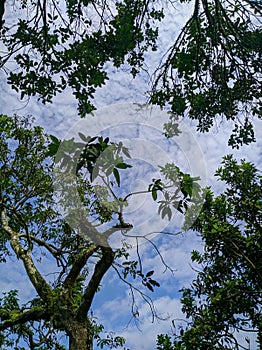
[{"left": 0, "top": 1, "right": 261, "bottom": 349}]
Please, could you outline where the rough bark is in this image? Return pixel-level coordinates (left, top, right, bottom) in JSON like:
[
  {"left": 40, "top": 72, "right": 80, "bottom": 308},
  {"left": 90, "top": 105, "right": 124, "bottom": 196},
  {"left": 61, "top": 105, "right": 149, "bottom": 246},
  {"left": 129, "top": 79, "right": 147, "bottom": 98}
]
[
  {"left": 1, "top": 209, "right": 52, "bottom": 301},
  {"left": 0, "top": 306, "right": 48, "bottom": 330},
  {"left": 63, "top": 245, "right": 99, "bottom": 291},
  {"left": 67, "top": 318, "right": 93, "bottom": 350}
]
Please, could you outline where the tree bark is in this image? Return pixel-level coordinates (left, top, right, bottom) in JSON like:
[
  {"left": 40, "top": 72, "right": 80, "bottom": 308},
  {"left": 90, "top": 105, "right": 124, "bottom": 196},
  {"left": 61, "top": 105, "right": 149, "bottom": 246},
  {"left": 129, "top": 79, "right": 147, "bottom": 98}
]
[
  {"left": 77, "top": 247, "right": 114, "bottom": 319},
  {"left": 67, "top": 318, "right": 93, "bottom": 350}
]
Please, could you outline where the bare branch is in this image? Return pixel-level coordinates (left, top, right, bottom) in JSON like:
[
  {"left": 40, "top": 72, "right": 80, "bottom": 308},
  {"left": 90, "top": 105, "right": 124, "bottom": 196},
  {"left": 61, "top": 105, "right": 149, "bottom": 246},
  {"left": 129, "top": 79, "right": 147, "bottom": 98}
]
[{"left": 112, "top": 264, "right": 168, "bottom": 323}]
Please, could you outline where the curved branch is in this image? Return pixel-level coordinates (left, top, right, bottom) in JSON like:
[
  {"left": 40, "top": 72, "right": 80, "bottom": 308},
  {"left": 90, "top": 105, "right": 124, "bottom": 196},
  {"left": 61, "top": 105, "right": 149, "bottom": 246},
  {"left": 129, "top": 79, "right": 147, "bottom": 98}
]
[
  {"left": 79, "top": 210, "right": 109, "bottom": 246},
  {"left": 19, "top": 234, "right": 59, "bottom": 257},
  {"left": 244, "top": 0, "right": 262, "bottom": 14},
  {"left": 77, "top": 246, "right": 114, "bottom": 320},
  {"left": 143, "top": 236, "right": 176, "bottom": 274},
  {"left": 62, "top": 244, "right": 99, "bottom": 290},
  {"left": 122, "top": 229, "right": 182, "bottom": 273}
]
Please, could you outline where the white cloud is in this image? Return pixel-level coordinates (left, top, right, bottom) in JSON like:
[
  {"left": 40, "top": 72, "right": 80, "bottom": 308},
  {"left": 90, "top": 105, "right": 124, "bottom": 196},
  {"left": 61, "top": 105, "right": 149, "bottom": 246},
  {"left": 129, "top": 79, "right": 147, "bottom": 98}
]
[{"left": 97, "top": 295, "right": 185, "bottom": 350}]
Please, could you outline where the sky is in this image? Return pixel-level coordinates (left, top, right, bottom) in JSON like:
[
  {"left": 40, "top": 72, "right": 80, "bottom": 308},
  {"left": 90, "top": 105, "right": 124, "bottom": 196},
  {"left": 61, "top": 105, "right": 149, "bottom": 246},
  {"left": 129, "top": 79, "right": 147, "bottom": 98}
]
[{"left": 0, "top": 1, "right": 261, "bottom": 349}]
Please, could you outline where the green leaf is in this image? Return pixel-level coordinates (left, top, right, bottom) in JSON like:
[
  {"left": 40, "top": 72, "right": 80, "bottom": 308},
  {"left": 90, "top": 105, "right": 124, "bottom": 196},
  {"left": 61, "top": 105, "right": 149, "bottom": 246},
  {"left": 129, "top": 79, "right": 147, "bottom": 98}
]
[
  {"left": 91, "top": 165, "right": 99, "bottom": 182},
  {"left": 122, "top": 147, "right": 131, "bottom": 158},
  {"left": 113, "top": 168, "right": 120, "bottom": 187},
  {"left": 50, "top": 135, "right": 60, "bottom": 144},
  {"left": 152, "top": 189, "right": 157, "bottom": 201},
  {"left": 115, "top": 162, "right": 132, "bottom": 169},
  {"left": 46, "top": 143, "right": 60, "bottom": 157},
  {"left": 78, "top": 132, "right": 90, "bottom": 142},
  {"left": 162, "top": 206, "right": 172, "bottom": 220}
]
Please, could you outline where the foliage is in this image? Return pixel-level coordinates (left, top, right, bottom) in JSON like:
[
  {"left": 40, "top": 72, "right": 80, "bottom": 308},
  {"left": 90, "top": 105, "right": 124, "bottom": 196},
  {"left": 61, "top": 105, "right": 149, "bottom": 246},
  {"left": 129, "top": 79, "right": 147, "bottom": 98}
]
[
  {"left": 0, "top": 114, "right": 201, "bottom": 349},
  {"left": 0, "top": 1, "right": 261, "bottom": 145},
  {"left": 157, "top": 156, "right": 262, "bottom": 349},
  {"left": 0, "top": 0, "right": 163, "bottom": 117},
  {"left": 151, "top": 0, "right": 262, "bottom": 147}
]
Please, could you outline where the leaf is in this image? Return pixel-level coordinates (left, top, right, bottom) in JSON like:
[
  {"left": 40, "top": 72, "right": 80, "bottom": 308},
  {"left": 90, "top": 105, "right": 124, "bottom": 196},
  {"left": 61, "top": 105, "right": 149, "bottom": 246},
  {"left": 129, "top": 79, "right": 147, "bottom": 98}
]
[
  {"left": 87, "top": 136, "right": 98, "bottom": 144},
  {"left": 149, "top": 279, "right": 160, "bottom": 287},
  {"left": 78, "top": 132, "right": 90, "bottom": 142},
  {"left": 50, "top": 135, "right": 60, "bottom": 144},
  {"left": 113, "top": 168, "right": 120, "bottom": 187},
  {"left": 91, "top": 165, "right": 99, "bottom": 182},
  {"left": 162, "top": 206, "right": 172, "bottom": 220},
  {"left": 122, "top": 147, "right": 131, "bottom": 158},
  {"left": 46, "top": 143, "right": 60, "bottom": 157},
  {"left": 146, "top": 270, "right": 154, "bottom": 277},
  {"left": 146, "top": 282, "right": 154, "bottom": 292},
  {"left": 105, "top": 165, "right": 114, "bottom": 177},
  {"left": 115, "top": 162, "right": 132, "bottom": 169},
  {"left": 152, "top": 189, "right": 157, "bottom": 201}
]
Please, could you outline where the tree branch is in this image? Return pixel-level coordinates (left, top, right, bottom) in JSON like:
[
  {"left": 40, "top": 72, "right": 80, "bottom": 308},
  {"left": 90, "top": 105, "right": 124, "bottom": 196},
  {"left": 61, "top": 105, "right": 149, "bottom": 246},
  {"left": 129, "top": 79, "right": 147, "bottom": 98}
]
[
  {"left": 112, "top": 264, "right": 164, "bottom": 323},
  {"left": 0, "top": 0, "right": 6, "bottom": 30},
  {"left": 62, "top": 244, "right": 99, "bottom": 290},
  {"left": 0, "top": 306, "right": 48, "bottom": 331},
  {"left": 77, "top": 246, "right": 114, "bottom": 320},
  {"left": 1, "top": 209, "right": 52, "bottom": 302}
]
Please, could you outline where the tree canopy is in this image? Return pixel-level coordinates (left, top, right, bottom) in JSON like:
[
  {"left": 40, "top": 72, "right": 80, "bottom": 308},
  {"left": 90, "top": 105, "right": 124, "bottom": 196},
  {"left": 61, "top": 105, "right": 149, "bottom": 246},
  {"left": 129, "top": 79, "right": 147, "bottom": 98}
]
[
  {"left": 151, "top": 0, "right": 262, "bottom": 148},
  {"left": 0, "top": 0, "right": 261, "bottom": 145},
  {"left": 0, "top": 0, "right": 164, "bottom": 116},
  {"left": 156, "top": 155, "right": 262, "bottom": 350}
]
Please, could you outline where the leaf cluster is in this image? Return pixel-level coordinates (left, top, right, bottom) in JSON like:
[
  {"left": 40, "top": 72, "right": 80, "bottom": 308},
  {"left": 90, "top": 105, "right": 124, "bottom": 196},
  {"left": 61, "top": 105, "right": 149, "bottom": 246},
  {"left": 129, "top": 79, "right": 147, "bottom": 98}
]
[
  {"left": 151, "top": 0, "right": 262, "bottom": 147},
  {"left": 1, "top": 0, "right": 164, "bottom": 116},
  {"left": 148, "top": 164, "right": 202, "bottom": 221},
  {"left": 121, "top": 260, "right": 160, "bottom": 292}
]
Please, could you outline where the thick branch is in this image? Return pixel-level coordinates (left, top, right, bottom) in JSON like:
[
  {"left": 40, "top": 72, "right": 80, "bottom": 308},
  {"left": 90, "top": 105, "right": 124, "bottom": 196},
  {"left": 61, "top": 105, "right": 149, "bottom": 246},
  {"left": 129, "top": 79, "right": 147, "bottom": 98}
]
[
  {"left": 79, "top": 211, "right": 109, "bottom": 247},
  {"left": 77, "top": 247, "right": 114, "bottom": 320},
  {"left": 1, "top": 209, "right": 52, "bottom": 302},
  {"left": 0, "top": 306, "right": 48, "bottom": 331},
  {"left": 62, "top": 245, "right": 99, "bottom": 290}
]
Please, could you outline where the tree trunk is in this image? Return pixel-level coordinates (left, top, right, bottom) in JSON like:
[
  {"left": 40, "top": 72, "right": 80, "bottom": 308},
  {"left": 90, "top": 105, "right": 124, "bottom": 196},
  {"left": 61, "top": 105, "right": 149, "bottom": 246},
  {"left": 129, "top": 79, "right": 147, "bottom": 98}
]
[{"left": 67, "top": 318, "right": 93, "bottom": 350}]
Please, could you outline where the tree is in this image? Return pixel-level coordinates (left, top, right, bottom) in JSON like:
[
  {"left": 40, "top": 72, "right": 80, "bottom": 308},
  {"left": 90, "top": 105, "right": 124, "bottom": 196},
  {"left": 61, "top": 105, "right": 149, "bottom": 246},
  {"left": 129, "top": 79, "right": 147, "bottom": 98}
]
[
  {"left": 156, "top": 155, "right": 262, "bottom": 349},
  {"left": 0, "top": 114, "right": 202, "bottom": 350},
  {"left": 0, "top": 0, "right": 261, "bottom": 145}
]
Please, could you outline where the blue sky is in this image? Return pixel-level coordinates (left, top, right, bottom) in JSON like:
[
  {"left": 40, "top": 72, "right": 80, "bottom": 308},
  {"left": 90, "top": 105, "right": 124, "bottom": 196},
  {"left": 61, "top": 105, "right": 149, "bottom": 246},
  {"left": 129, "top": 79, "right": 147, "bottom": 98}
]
[{"left": 0, "top": 1, "right": 261, "bottom": 349}]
